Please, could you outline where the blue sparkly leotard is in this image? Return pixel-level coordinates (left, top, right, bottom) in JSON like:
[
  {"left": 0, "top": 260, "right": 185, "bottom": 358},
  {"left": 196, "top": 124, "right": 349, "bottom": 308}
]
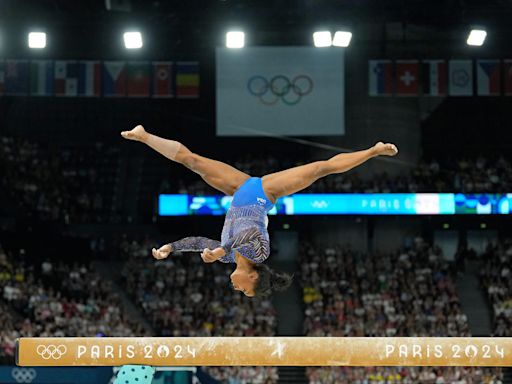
[{"left": 170, "top": 177, "right": 275, "bottom": 263}]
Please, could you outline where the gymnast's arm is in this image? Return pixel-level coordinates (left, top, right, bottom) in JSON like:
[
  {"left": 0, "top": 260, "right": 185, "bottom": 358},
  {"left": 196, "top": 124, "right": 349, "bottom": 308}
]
[
  {"left": 170, "top": 236, "right": 221, "bottom": 252},
  {"left": 174, "top": 228, "right": 267, "bottom": 263},
  {"left": 152, "top": 237, "right": 222, "bottom": 261}
]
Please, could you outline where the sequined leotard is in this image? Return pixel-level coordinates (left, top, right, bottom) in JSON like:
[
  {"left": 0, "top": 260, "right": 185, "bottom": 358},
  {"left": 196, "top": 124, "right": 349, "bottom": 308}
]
[{"left": 170, "top": 177, "right": 275, "bottom": 263}]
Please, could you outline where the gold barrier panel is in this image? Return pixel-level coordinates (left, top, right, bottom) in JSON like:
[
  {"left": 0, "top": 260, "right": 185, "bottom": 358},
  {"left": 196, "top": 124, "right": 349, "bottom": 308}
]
[{"left": 16, "top": 337, "right": 512, "bottom": 366}]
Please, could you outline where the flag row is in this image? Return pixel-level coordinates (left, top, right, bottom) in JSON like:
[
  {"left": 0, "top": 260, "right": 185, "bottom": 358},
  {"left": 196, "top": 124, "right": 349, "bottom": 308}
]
[
  {"left": 369, "top": 59, "right": 512, "bottom": 97},
  {"left": 0, "top": 60, "right": 199, "bottom": 98}
]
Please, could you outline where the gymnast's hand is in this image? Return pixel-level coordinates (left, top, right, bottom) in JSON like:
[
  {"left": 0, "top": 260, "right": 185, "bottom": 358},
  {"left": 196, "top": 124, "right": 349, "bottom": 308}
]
[
  {"left": 201, "top": 247, "right": 226, "bottom": 263},
  {"left": 152, "top": 244, "right": 172, "bottom": 260}
]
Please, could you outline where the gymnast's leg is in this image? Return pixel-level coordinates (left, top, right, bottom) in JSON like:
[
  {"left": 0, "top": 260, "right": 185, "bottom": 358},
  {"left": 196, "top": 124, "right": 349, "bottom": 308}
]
[
  {"left": 121, "top": 125, "right": 250, "bottom": 195},
  {"left": 261, "top": 142, "right": 398, "bottom": 201}
]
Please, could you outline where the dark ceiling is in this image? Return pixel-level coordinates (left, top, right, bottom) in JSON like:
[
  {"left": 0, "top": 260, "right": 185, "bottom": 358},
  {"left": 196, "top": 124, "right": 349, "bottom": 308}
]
[
  {"left": 1, "top": 0, "right": 512, "bottom": 57},
  {"left": 2, "top": 0, "right": 512, "bottom": 26}
]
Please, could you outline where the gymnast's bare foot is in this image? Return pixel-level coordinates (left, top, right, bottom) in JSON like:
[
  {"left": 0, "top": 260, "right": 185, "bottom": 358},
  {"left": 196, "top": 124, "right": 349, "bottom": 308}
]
[
  {"left": 373, "top": 142, "right": 398, "bottom": 157},
  {"left": 121, "top": 125, "right": 148, "bottom": 142}
]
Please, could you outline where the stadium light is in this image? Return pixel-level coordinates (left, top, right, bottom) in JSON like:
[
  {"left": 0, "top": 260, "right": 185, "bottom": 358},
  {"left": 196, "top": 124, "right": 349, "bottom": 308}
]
[
  {"left": 123, "top": 31, "right": 143, "bottom": 49},
  {"left": 226, "top": 31, "right": 245, "bottom": 48},
  {"left": 313, "top": 31, "right": 332, "bottom": 47},
  {"left": 332, "top": 31, "right": 352, "bottom": 47},
  {"left": 466, "top": 29, "right": 486, "bottom": 46},
  {"left": 28, "top": 32, "right": 46, "bottom": 49}
]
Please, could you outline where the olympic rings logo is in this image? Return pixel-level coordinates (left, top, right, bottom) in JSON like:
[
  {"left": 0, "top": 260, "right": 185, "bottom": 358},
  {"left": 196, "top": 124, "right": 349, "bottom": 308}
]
[
  {"left": 247, "top": 75, "right": 314, "bottom": 106},
  {"left": 11, "top": 368, "right": 37, "bottom": 383},
  {"left": 36, "top": 344, "right": 67, "bottom": 360}
]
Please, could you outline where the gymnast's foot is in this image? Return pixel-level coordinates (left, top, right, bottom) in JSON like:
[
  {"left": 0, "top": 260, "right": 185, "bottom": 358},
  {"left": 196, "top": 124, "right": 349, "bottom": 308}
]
[
  {"left": 373, "top": 142, "right": 398, "bottom": 157},
  {"left": 121, "top": 125, "right": 148, "bottom": 142}
]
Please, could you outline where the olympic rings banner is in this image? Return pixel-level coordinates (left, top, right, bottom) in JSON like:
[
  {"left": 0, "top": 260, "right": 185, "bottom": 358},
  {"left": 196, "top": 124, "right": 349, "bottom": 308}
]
[
  {"left": 17, "top": 337, "right": 512, "bottom": 366},
  {"left": 216, "top": 47, "right": 345, "bottom": 136},
  {"left": 246, "top": 74, "right": 314, "bottom": 106}
]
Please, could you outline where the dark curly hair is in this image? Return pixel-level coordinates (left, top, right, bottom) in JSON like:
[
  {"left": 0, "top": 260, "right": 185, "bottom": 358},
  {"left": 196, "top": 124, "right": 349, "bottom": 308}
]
[{"left": 252, "top": 264, "right": 293, "bottom": 297}]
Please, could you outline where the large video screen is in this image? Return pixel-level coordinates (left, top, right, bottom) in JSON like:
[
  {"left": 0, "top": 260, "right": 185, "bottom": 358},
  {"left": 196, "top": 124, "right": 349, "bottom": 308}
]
[{"left": 158, "top": 193, "right": 512, "bottom": 216}]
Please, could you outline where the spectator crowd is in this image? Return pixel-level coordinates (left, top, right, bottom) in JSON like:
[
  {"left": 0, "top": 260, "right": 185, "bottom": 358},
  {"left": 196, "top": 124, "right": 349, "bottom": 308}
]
[
  {"left": 0, "top": 242, "right": 145, "bottom": 364},
  {"left": 0, "top": 136, "right": 120, "bottom": 224},
  {"left": 300, "top": 238, "right": 503, "bottom": 384},
  {"left": 480, "top": 240, "right": 512, "bottom": 337},
  {"left": 300, "top": 237, "right": 469, "bottom": 337},
  {"left": 307, "top": 366, "right": 503, "bottom": 384}
]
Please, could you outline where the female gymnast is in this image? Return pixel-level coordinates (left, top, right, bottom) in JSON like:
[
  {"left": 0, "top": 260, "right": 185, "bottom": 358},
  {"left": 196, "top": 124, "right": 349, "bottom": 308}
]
[{"left": 121, "top": 125, "right": 398, "bottom": 297}]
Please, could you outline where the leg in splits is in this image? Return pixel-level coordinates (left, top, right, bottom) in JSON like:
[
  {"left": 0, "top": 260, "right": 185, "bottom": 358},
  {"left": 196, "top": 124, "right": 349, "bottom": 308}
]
[
  {"left": 121, "top": 125, "right": 250, "bottom": 195},
  {"left": 261, "top": 142, "right": 398, "bottom": 201}
]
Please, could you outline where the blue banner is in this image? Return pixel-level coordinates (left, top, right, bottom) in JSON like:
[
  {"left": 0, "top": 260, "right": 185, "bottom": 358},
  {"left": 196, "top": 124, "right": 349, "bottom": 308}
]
[
  {"left": 0, "top": 366, "right": 112, "bottom": 384},
  {"left": 158, "top": 193, "right": 512, "bottom": 216},
  {"left": 0, "top": 366, "right": 197, "bottom": 384}
]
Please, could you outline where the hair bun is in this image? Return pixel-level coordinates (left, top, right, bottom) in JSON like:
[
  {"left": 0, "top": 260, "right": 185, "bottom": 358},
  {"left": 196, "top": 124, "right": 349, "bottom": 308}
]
[
  {"left": 270, "top": 272, "right": 294, "bottom": 292},
  {"left": 253, "top": 264, "right": 293, "bottom": 297}
]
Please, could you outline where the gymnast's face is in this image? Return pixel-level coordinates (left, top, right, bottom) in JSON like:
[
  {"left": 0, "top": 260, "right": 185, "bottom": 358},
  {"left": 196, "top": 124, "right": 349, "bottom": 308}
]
[{"left": 230, "top": 268, "right": 258, "bottom": 297}]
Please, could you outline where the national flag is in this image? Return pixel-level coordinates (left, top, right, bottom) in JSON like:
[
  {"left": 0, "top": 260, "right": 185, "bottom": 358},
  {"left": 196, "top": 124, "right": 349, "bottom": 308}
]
[
  {"left": 77, "top": 61, "right": 101, "bottom": 97},
  {"left": 0, "top": 61, "right": 4, "bottom": 95},
  {"left": 103, "top": 61, "right": 127, "bottom": 97},
  {"left": 176, "top": 61, "right": 199, "bottom": 98},
  {"left": 503, "top": 60, "right": 512, "bottom": 96},
  {"left": 449, "top": 60, "right": 473, "bottom": 96},
  {"left": 127, "top": 61, "right": 150, "bottom": 97},
  {"left": 395, "top": 60, "right": 419, "bottom": 96},
  {"left": 368, "top": 60, "right": 393, "bottom": 96},
  {"left": 5, "top": 60, "right": 29, "bottom": 96},
  {"left": 421, "top": 60, "right": 447, "bottom": 96},
  {"left": 54, "top": 61, "right": 79, "bottom": 97},
  {"left": 476, "top": 60, "right": 501, "bottom": 96},
  {"left": 30, "top": 60, "right": 54, "bottom": 96},
  {"left": 152, "top": 61, "right": 173, "bottom": 98}
]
